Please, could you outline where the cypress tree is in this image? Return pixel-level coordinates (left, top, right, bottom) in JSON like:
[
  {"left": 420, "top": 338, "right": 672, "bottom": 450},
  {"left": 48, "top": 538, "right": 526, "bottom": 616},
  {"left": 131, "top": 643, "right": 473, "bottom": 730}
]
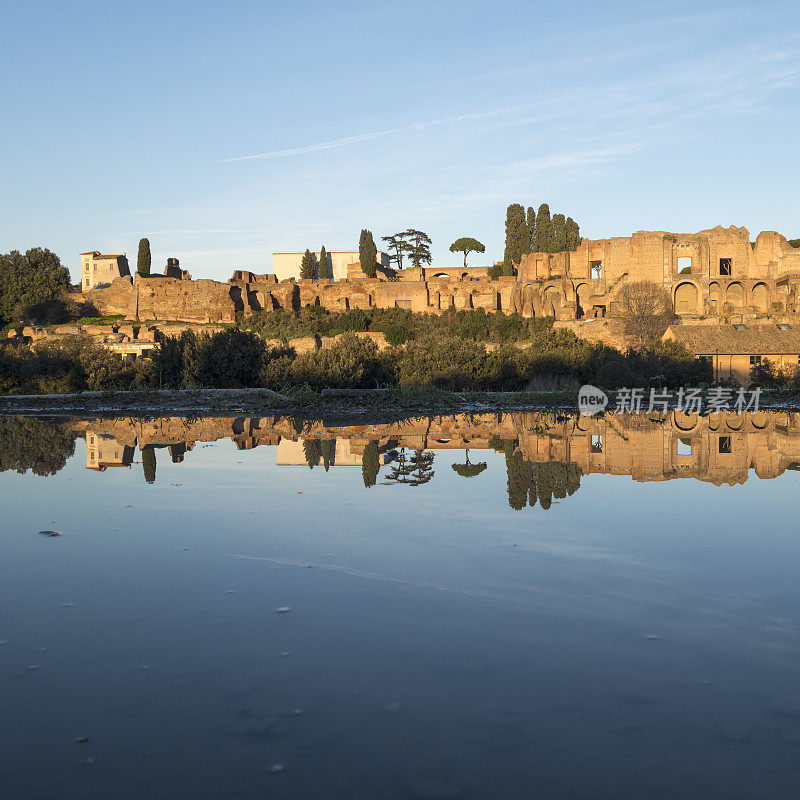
[
  {"left": 552, "top": 213, "right": 567, "bottom": 252},
  {"left": 359, "top": 229, "right": 378, "bottom": 278},
  {"left": 534, "top": 204, "right": 553, "bottom": 253},
  {"left": 502, "top": 203, "right": 527, "bottom": 275},
  {"left": 300, "top": 249, "right": 315, "bottom": 280},
  {"left": 526, "top": 206, "right": 536, "bottom": 253},
  {"left": 318, "top": 245, "right": 329, "bottom": 280},
  {"left": 566, "top": 217, "right": 581, "bottom": 251},
  {"left": 137, "top": 238, "right": 151, "bottom": 276},
  {"left": 141, "top": 445, "right": 156, "bottom": 484},
  {"left": 361, "top": 440, "right": 380, "bottom": 487}
]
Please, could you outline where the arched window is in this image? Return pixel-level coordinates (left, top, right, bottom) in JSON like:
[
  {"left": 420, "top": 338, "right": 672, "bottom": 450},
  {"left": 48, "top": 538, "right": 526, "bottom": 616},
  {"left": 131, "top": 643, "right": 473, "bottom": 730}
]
[{"left": 674, "top": 282, "right": 698, "bottom": 314}]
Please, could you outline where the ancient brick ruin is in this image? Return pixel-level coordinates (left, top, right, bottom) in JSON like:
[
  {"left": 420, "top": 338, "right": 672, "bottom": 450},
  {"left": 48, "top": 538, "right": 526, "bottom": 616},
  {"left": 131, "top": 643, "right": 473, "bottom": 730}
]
[{"left": 81, "top": 226, "right": 800, "bottom": 326}]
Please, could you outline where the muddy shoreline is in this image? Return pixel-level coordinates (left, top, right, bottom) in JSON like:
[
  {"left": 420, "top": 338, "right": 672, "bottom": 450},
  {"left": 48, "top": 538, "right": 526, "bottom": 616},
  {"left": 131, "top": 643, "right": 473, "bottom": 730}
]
[{"left": 1, "top": 387, "right": 799, "bottom": 419}]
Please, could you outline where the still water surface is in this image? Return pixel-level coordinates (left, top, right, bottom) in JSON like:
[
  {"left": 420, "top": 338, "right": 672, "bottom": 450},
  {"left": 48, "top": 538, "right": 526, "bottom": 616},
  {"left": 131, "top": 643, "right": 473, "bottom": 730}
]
[{"left": 2, "top": 410, "right": 800, "bottom": 799}]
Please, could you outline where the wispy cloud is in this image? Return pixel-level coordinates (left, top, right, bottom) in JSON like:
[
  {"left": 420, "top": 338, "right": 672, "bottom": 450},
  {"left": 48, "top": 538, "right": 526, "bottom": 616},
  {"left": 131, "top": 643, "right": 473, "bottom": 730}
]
[{"left": 220, "top": 106, "right": 523, "bottom": 162}]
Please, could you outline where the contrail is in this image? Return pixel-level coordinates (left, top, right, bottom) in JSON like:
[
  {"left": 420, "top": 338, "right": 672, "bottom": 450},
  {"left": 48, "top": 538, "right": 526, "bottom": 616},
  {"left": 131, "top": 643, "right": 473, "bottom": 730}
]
[{"left": 220, "top": 107, "right": 520, "bottom": 163}]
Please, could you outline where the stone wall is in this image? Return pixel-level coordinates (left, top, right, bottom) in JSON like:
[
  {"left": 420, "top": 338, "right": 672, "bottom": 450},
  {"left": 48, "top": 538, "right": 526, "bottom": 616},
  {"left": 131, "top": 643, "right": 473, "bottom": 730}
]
[
  {"left": 88, "top": 276, "right": 238, "bottom": 323},
  {"left": 82, "top": 228, "right": 800, "bottom": 328}
]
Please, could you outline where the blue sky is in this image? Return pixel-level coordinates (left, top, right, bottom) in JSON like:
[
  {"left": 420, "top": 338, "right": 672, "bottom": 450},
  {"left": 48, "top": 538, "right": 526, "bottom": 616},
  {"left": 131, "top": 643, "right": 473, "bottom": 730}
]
[{"left": 2, "top": 0, "right": 799, "bottom": 283}]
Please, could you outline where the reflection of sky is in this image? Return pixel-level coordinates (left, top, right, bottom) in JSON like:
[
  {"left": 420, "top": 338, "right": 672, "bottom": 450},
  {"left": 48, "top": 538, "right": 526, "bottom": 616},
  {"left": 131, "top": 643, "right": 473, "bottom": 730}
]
[
  {"left": 5, "top": 436, "right": 800, "bottom": 631},
  {"left": 4, "top": 436, "right": 800, "bottom": 797}
]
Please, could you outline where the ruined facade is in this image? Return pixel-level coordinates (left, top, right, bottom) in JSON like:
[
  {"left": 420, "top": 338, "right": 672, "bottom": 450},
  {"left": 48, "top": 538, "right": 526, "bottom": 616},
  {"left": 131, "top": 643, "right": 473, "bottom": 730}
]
[
  {"left": 82, "top": 227, "right": 800, "bottom": 326},
  {"left": 511, "top": 226, "right": 800, "bottom": 321}
]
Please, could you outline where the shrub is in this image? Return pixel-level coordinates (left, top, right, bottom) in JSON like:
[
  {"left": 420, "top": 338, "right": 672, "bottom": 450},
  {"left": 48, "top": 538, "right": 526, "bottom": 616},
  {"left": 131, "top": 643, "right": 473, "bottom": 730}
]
[
  {"left": 290, "top": 332, "right": 386, "bottom": 389},
  {"left": 260, "top": 345, "right": 295, "bottom": 389},
  {"left": 154, "top": 328, "right": 270, "bottom": 389},
  {"left": 192, "top": 329, "right": 266, "bottom": 388},
  {"left": 0, "top": 248, "right": 70, "bottom": 325},
  {"left": 383, "top": 323, "right": 412, "bottom": 346},
  {"left": 595, "top": 359, "right": 635, "bottom": 389},
  {"left": 389, "top": 335, "right": 525, "bottom": 390},
  {"left": 0, "top": 336, "right": 155, "bottom": 394}
]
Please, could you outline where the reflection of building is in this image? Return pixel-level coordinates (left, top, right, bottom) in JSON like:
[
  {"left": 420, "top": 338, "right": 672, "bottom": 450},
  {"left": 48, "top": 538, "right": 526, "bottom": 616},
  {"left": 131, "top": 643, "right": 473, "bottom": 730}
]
[
  {"left": 529, "top": 410, "right": 800, "bottom": 486},
  {"left": 79, "top": 410, "right": 800, "bottom": 488},
  {"left": 277, "top": 438, "right": 363, "bottom": 466},
  {"left": 86, "top": 432, "right": 134, "bottom": 471}
]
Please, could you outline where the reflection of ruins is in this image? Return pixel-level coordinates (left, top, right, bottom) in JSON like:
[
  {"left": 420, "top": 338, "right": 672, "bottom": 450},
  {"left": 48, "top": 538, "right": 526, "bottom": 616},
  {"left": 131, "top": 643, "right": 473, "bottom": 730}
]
[{"left": 74, "top": 411, "right": 800, "bottom": 506}]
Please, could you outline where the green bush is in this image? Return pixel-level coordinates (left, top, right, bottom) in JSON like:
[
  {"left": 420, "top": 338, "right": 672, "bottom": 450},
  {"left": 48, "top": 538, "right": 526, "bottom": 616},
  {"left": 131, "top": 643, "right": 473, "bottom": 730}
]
[
  {"left": 290, "top": 333, "right": 387, "bottom": 389},
  {"left": 389, "top": 334, "right": 526, "bottom": 391},
  {"left": 0, "top": 336, "right": 155, "bottom": 394},
  {"left": 0, "top": 248, "right": 70, "bottom": 325},
  {"left": 154, "top": 328, "right": 278, "bottom": 389},
  {"left": 383, "top": 323, "right": 412, "bottom": 346},
  {"left": 594, "top": 359, "right": 635, "bottom": 389},
  {"left": 0, "top": 312, "right": 716, "bottom": 395},
  {"left": 242, "top": 306, "right": 553, "bottom": 345}
]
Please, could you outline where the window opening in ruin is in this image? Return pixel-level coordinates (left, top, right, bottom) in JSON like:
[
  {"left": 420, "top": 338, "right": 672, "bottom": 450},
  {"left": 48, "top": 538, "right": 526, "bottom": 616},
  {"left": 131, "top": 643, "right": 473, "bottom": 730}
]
[
  {"left": 592, "top": 305, "right": 606, "bottom": 318},
  {"left": 678, "top": 256, "right": 692, "bottom": 274},
  {"left": 590, "top": 260, "right": 603, "bottom": 279},
  {"left": 677, "top": 437, "right": 692, "bottom": 456},
  {"left": 777, "top": 323, "right": 792, "bottom": 330},
  {"left": 719, "top": 258, "right": 732, "bottom": 276},
  {"left": 591, "top": 435, "right": 603, "bottom": 454},
  {"left": 718, "top": 436, "right": 732, "bottom": 454},
  {"left": 733, "top": 323, "right": 748, "bottom": 330}
]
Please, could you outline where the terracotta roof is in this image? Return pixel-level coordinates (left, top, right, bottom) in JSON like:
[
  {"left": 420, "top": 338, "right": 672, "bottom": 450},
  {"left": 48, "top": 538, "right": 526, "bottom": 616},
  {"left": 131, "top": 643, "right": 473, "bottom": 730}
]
[
  {"left": 665, "top": 324, "right": 800, "bottom": 354},
  {"left": 95, "top": 254, "right": 124, "bottom": 260}
]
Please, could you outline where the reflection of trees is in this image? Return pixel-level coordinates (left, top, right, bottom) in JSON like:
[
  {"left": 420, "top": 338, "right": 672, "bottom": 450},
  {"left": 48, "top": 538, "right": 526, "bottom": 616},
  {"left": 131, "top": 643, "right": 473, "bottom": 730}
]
[
  {"left": 503, "top": 442, "right": 581, "bottom": 510},
  {"left": 362, "top": 440, "right": 380, "bottom": 488},
  {"left": 320, "top": 439, "right": 335, "bottom": 471},
  {"left": 386, "top": 448, "right": 435, "bottom": 486},
  {"left": 303, "top": 438, "right": 320, "bottom": 469},
  {"left": 302, "top": 438, "right": 336, "bottom": 470},
  {"left": 141, "top": 445, "right": 156, "bottom": 484},
  {"left": 451, "top": 449, "right": 487, "bottom": 478},
  {"left": 0, "top": 416, "right": 77, "bottom": 477}
]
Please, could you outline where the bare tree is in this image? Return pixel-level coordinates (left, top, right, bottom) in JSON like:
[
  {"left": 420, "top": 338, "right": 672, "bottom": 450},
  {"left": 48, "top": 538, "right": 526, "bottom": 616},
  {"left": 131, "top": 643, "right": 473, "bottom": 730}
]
[{"left": 616, "top": 281, "right": 675, "bottom": 348}]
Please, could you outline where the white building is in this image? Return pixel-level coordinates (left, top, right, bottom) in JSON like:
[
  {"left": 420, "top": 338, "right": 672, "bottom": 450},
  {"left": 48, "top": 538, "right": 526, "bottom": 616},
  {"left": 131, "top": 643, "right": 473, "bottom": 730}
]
[
  {"left": 272, "top": 251, "right": 390, "bottom": 282},
  {"left": 276, "top": 438, "right": 363, "bottom": 466},
  {"left": 80, "top": 251, "right": 130, "bottom": 291}
]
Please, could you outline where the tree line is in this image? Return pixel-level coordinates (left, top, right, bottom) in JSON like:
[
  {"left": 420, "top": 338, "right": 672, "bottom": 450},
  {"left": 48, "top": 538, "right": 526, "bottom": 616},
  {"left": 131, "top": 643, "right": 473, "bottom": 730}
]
[
  {"left": 1, "top": 321, "right": 710, "bottom": 396},
  {"left": 497, "top": 203, "right": 581, "bottom": 276},
  {"left": 378, "top": 229, "right": 432, "bottom": 272},
  {"left": 0, "top": 248, "right": 72, "bottom": 327},
  {"left": 299, "top": 246, "right": 332, "bottom": 280}
]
